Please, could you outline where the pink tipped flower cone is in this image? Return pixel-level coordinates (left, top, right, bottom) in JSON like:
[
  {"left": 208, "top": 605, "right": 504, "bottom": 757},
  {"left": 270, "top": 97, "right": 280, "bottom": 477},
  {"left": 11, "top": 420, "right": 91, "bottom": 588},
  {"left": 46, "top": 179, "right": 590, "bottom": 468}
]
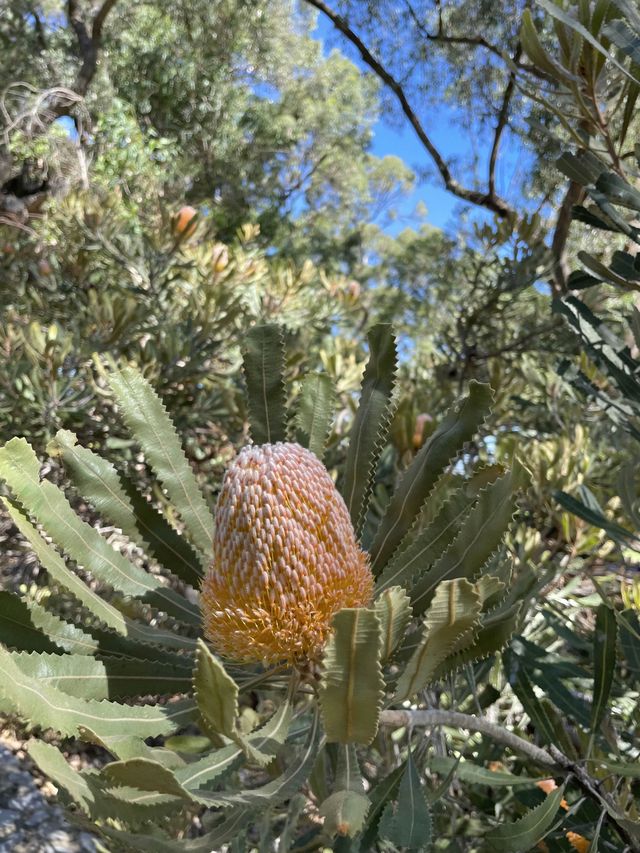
[{"left": 202, "top": 442, "right": 373, "bottom": 665}]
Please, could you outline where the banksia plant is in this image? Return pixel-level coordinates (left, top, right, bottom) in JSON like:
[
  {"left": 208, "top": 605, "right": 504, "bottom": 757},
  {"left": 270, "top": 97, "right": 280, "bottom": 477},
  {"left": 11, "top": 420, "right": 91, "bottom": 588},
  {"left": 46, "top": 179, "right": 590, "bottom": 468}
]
[
  {"left": 0, "top": 322, "right": 554, "bottom": 851},
  {"left": 202, "top": 442, "right": 373, "bottom": 665}
]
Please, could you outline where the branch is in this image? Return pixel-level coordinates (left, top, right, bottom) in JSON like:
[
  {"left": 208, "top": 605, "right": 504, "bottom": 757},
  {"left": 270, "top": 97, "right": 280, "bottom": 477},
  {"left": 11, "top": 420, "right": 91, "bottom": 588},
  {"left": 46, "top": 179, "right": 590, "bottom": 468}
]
[
  {"left": 379, "top": 709, "right": 640, "bottom": 851},
  {"left": 303, "top": 0, "right": 515, "bottom": 217},
  {"left": 67, "top": 0, "right": 120, "bottom": 95},
  {"left": 489, "top": 44, "right": 521, "bottom": 199},
  {"left": 378, "top": 709, "right": 556, "bottom": 766},
  {"left": 550, "top": 180, "right": 584, "bottom": 295},
  {"left": 93, "top": 0, "right": 119, "bottom": 41},
  {"left": 403, "top": 2, "right": 546, "bottom": 80}
]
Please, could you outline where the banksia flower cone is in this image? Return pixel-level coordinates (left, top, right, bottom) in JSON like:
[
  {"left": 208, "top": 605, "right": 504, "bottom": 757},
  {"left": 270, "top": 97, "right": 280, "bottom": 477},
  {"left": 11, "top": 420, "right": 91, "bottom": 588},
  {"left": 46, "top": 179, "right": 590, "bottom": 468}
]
[{"left": 202, "top": 442, "right": 373, "bottom": 665}]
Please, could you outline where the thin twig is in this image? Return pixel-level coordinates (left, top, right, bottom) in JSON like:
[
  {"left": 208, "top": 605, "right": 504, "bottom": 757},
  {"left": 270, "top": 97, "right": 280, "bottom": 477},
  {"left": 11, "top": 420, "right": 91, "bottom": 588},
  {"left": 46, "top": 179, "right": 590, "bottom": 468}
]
[
  {"left": 379, "top": 709, "right": 640, "bottom": 850},
  {"left": 379, "top": 708, "right": 556, "bottom": 765},
  {"left": 302, "top": 0, "right": 514, "bottom": 217}
]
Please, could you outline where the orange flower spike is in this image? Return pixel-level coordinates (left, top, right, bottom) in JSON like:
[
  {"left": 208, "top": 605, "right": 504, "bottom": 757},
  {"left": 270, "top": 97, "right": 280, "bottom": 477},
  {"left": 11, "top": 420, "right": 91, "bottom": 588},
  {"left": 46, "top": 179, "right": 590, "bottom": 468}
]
[
  {"left": 566, "top": 831, "right": 590, "bottom": 852},
  {"left": 536, "top": 779, "right": 569, "bottom": 809},
  {"left": 201, "top": 442, "right": 374, "bottom": 665}
]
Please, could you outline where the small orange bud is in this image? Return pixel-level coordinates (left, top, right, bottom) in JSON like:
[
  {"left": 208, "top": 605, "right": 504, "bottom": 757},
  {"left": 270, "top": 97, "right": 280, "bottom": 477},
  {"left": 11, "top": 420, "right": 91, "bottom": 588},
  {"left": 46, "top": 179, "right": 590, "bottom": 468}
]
[
  {"left": 173, "top": 205, "right": 198, "bottom": 238},
  {"left": 536, "top": 779, "right": 569, "bottom": 809},
  {"left": 212, "top": 243, "right": 229, "bottom": 272},
  {"left": 201, "top": 443, "right": 373, "bottom": 665},
  {"left": 566, "top": 831, "right": 590, "bottom": 852},
  {"left": 412, "top": 413, "right": 432, "bottom": 449},
  {"left": 37, "top": 259, "right": 53, "bottom": 276}
]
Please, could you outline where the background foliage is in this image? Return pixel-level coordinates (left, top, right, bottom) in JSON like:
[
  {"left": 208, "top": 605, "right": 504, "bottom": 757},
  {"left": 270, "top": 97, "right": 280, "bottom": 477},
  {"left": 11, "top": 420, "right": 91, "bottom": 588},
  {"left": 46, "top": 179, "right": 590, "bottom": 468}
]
[{"left": 1, "top": 0, "right": 639, "bottom": 850}]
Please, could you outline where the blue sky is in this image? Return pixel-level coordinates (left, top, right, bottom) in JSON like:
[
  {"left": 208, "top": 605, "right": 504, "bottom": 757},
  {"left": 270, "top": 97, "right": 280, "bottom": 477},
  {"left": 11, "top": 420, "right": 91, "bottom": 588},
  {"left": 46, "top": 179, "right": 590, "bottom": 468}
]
[{"left": 312, "top": 15, "right": 531, "bottom": 236}]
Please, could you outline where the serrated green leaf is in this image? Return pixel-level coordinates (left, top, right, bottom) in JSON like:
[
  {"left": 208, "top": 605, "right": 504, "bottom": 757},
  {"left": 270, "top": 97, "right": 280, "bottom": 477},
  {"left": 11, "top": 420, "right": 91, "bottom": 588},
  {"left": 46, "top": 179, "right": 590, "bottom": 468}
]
[
  {"left": 359, "top": 762, "right": 406, "bottom": 851},
  {"left": 341, "top": 324, "right": 397, "bottom": 536},
  {"left": 596, "top": 171, "right": 640, "bottom": 212},
  {"left": 527, "top": 663, "right": 591, "bottom": 729},
  {"left": 319, "top": 744, "right": 370, "bottom": 838},
  {"left": 474, "top": 575, "right": 506, "bottom": 607},
  {"left": 485, "top": 782, "right": 566, "bottom": 851},
  {"left": 186, "top": 709, "right": 321, "bottom": 807},
  {"left": 375, "top": 487, "right": 477, "bottom": 594},
  {"left": 0, "top": 645, "right": 195, "bottom": 738},
  {"left": 380, "top": 749, "right": 431, "bottom": 850},
  {"left": 427, "top": 756, "right": 542, "bottom": 787},
  {"left": 396, "top": 579, "right": 481, "bottom": 701},
  {"left": 0, "top": 439, "right": 200, "bottom": 626},
  {"left": 94, "top": 781, "right": 184, "bottom": 823},
  {"left": 319, "top": 608, "right": 383, "bottom": 744},
  {"left": 48, "top": 429, "right": 203, "bottom": 584},
  {"left": 374, "top": 586, "right": 412, "bottom": 660},
  {"left": 108, "top": 366, "right": 214, "bottom": 558},
  {"left": 3, "top": 500, "right": 197, "bottom": 647},
  {"left": 431, "top": 603, "right": 522, "bottom": 681},
  {"left": 102, "top": 758, "right": 193, "bottom": 801},
  {"left": 538, "top": 0, "right": 639, "bottom": 83},
  {"left": 591, "top": 604, "right": 617, "bottom": 732},
  {"left": 79, "top": 727, "right": 186, "bottom": 768},
  {"left": 521, "top": 9, "right": 578, "bottom": 83},
  {"left": 295, "top": 372, "right": 335, "bottom": 459},
  {"left": 321, "top": 790, "right": 371, "bottom": 839},
  {"left": 243, "top": 324, "right": 288, "bottom": 445},
  {"left": 0, "top": 590, "right": 67, "bottom": 653},
  {"left": 556, "top": 489, "right": 639, "bottom": 547},
  {"left": 28, "top": 740, "right": 96, "bottom": 814},
  {"left": 619, "top": 609, "right": 640, "bottom": 674},
  {"left": 370, "top": 381, "right": 493, "bottom": 575},
  {"left": 194, "top": 638, "right": 238, "bottom": 738},
  {"left": 176, "top": 696, "right": 292, "bottom": 790},
  {"left": 510, "top": 668, "right": 558, "bottom": 745},
  {"left": 411, "top": 462, "right": 526, "bottom": 615},
  {"left": 9, "top": 651, "right": 192, "bottom": 700},
  {"left": 97, "top": 807, "right": 255, "bottom": 852}
]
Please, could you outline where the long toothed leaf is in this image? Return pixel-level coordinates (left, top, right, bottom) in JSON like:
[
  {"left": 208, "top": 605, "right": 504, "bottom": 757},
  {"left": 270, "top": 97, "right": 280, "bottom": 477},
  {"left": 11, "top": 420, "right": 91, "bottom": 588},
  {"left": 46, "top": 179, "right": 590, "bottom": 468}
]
[
  {"left": 79, "top": 727, "right": 186, "bottom": 769},
  {"left": 48, "top": 429, "right": 203, "bottom": 584},
  {"left": 319, "top": 608, "right": 384, "bottom": 745},
  {"left": 0, "top": 645, "right": 195, "bottom": 738},
  {"left": 194, "top": 638, "right": 238, "bottom": 739},
  {"left": 3, "top": 499, "right": 196, "bottom": 647},
  {"left": 431, "top": 603, "right": 522, "bottom": 681},
  {"left": 176, "top": 696, "right": 292, "bottom": 791},
  {"left": 243, "top": 323, "right": 288, "bottom": 445},
  {"left": 380, "top": 748, "right": 431, "bottom": 850},
  {"left": 10, "top": 651, "right": 192, "bottom": 700},
  {"left": 185, "top": 709, "right": 321, "bottom": 807},
  {"left": 0, "top": 438, "right": 199, "bottom": 626},
  {"left": 97, "top": 807, "right": 255, "bottom": 852},
  {"left": 591, "top": 604, "right": 617, "bottom": 733},
  {"left": 395, "top": 579, "right": 481, "bottom": 701},
  {"left": 341, "top": 324, "right": 397, "bottom": 536},
  {"left": 374, "top": 586, "right": 412, "bottom": 660},
  {"left": 0, "top": 591, "right": 98, "bottom": 655},
  {"left": 359, "top": 762, "right": 406, "bottom": 851},
  {"left": 108, "top": 367, "right": 214, "bottom": 558},
  {"left": 28, "top": 740, "right": 96, "bottom": 815},
  {"left": 295, "top": 372, "right": 336, "bottom": 460},
  {"left": 0, "top": 596, "right": 59, "bottom": 654},
  {"left": 375, "top": 486, "right": 477, "bottom": 594},
  {"left": 319, "top": 744, "right": 370, "bottom": 838},
  {"left": 410, "top": 461, "right": 527, "bottom": 616},
  {"left": 428, "top": 755, "right": 542, "bottom": 787},
  {"left": 485, "top": 782, "right": 566, "bottom": 851},
  {"left": 370, "top": 381, "right": 493, "bottom": 574}
]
